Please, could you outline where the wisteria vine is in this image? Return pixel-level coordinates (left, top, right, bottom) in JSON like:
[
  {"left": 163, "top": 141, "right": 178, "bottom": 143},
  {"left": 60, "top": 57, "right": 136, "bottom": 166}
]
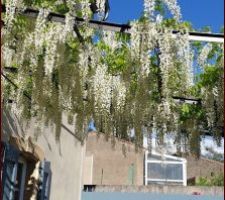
[{"left": 2, "top": 0, "right": 224, "bottom": 156}]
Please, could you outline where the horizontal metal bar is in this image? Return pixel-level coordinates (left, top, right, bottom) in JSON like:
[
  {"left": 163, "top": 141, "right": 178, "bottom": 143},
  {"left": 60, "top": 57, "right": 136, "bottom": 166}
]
[
  {"left": 147, "top": 178, "right": 184, "bottom": 182},
  {"left": 146, "top": 160, "right": 184, "bottom": 164},
  {"left": 188, "top": 35, "right": 224, "bottom": 43},
  {"left": 1, "top": 4, "right": 224, "bottom": 42},
  {"left": 172, "top": 96, "right": 201, "bottom": 104},
  {"left": 4, "top": 66, "right": 18, "bottom": 73}
]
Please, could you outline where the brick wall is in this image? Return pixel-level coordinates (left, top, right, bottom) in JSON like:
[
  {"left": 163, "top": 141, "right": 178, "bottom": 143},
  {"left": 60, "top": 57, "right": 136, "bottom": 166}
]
[
  {"left": 84, "top": 132, "right": 145, "bottom": 186},
  {"left": 186, "top": 156, "right": 224, "bottom": 179}
]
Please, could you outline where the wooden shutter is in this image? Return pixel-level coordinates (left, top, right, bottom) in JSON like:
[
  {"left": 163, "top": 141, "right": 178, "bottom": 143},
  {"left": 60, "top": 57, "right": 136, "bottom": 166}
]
[
  {"left": 38, "top": 160, "right": 51, "bottom": 200},
  {"left": 2, "top": 143, "right": 20, "bottom": 200}
]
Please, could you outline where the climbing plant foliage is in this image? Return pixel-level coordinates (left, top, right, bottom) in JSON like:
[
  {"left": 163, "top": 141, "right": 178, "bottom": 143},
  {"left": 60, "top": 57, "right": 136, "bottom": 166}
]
[{"left": 2, "top": 0, "right": 224, "bottom": 156}]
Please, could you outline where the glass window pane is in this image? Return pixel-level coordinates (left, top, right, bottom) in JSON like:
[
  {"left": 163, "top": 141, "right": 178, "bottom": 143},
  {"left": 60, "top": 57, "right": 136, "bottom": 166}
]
[
  {"left": 147, "top": 154, "right": 182, "bottom": 162},
  {"left": 147, "top": 163, "right": 183, "bottom": 180},
  {"left": 147, "top": 180, "right": 183, "bottom": 185}
]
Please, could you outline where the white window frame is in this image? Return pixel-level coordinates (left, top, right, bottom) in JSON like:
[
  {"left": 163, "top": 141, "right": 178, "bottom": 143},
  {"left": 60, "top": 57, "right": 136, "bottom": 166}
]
[{"left": 145, "top": 151, "right": 187, "bottom": 186}]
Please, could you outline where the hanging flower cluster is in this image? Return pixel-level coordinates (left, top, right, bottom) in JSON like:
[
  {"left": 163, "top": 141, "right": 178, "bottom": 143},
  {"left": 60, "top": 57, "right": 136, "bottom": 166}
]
[
  {"left": 102, "top": 30, "right": 120, "bottom": 51},
  {"left": 4, "top": 0, "right": 24, "bottom": 29},
  {"left": 111, "top": 76, "right": 127, "bottom": 111},
  {"left": 158, "top": 29, "right": 174, "bottom": 98},
  {"left": 176, "top": 31, "right": 194, "bottom": 87},
  {"left": 63, "top": 12, "right": 76, "bottom": 40},
  {"left": 163, "top": 0, "right": 181, "bottom": 22},
  {"left": 144, "top": 0, "right": 182, "bottom": 22},
  {"left": 130, "top": 21, "right": 157, "bottom": 77},
  {"left": 198, "top": 43, "right": 213, "bottom": 69},
  {"left": 34, "top": 9, "right": 49, "bottom": 52},
  {"left": 199, "top": 43, "right": 224, "bottom": 141},
  {"left": 80, "top": 0, "right": 92, "bottom": 20},
  {"left": 144, "top": 0, "right": 155, "bottom": 19},
  {"left": 93, "top": 64, "right": 112, "bottom": 113},
  {"left": 96, "top": 0, "right": 106, "bottom": 16}
]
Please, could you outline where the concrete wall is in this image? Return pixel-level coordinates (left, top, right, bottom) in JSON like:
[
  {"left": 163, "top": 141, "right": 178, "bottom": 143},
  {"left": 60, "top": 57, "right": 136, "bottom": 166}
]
[
  {"left": 2, "top": 109, "right": 84, "bottom": 200},
  {"left": 186, "top": 156, "right": 224, "bottom": 179},
  {"left": 93, "top": 185, "right": 224, "bottom": 196},
  {"left": 83, "top": 155, "right": 94, "bottom": 185},
  {"left": 84, "top": 132, "right": 145, "bottom": 186}
]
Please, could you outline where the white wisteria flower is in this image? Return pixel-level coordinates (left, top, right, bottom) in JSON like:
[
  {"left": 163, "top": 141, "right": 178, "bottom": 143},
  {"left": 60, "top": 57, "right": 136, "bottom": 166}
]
[
  {"left": 144, "top": 0, "right": 155, "bottom": 19},
  {"left": 112, "top": 76, "right": 127, "bottom": 110},
  {"left": 130, "top": 21, "right": 141, "bottom": 58},
  {"left": 93, "top": 64, "right": 112, "bottom": 113},
  {"left": 2, "top": 44, "right": 14, "bottom": 67},
  {"left": 4, "top": 0, "right": 24, "bottom": 29},
  {"left": 156, "top": 14, "right": 163, "bottom": 24},
  {"left": 176, "top": 31, "right": 194, "bottom": 87},
  {"left": 34, "top": 9, "right": 49, "bottom": 53},
  {"left": 140, "top": 50, "right": 151, "bottom": 77},
  {"left": 198, "top": 43, "right": 213, "bottom": 69},
  {"left": 102, "top": 31, "right": 120, "bottom": 50},
  {"left": 158, "top": 29, "right": 174, "bottom": 97},
  {"left": 44, "top": 23, "right": 64, "bottom": 75},
  {"left": 163, "top": 0, "right": 182, "bottom": 22},
  {"left": 96, "top": 0, "right": 106, "bottom": 19},
  {"left": 63, "top": 12, "right": 76, "bottom": 41},
  {"left": 212, "top": 86, "right": 218, "bottom": 97},
  {"left": 80, "top": 0, "right": 92, "bottom": 20}
]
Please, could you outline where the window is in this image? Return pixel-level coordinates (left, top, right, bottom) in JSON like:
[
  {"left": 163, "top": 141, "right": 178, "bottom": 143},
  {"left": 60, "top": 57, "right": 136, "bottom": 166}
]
[
  {"left": 145, "top": 151, "right": 187, "bottom": 186},
  {"left": 2, "top": 143, "right": 52, "bottom": 200},
  {"left": 2, "top": 143, "right": 26, "bottom": 200}
]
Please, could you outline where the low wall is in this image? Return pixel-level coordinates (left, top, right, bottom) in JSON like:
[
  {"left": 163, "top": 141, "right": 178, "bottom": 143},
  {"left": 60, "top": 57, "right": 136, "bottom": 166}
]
[
  {"left": 186, "top": 156, "right": 224, "bottom": 179},
  {"left": 82, "top": 192, "right": 223, "bottom": 200},
  {"left": 93, "top": 185, "right": 224, "bottom": 196}
]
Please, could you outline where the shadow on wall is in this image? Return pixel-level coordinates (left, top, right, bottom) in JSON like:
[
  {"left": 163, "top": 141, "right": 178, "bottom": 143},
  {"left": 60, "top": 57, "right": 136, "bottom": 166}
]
[
  {"left": 3, "top": 108, "right": 57, "bottom": 154},
  {"left": 2, "top": 109, "right": 21, "bottom": 140},
  {"left": 2, "top": 107, "right": 87, "bottom": 156}
]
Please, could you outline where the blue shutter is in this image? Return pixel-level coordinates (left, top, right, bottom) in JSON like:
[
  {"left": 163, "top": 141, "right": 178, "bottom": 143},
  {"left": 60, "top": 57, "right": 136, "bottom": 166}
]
[
  {"left": 38, "top": 160, "right": 51, "bottom": 200},
  {"left": 2, "top": 143, "right": 20, "bottom": 200}
]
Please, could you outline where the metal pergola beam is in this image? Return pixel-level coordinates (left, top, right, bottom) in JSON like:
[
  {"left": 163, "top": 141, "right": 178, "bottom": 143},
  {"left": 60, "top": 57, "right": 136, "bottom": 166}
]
[{"left": 1, "top": 5, "right": 224, "bottom": 43}]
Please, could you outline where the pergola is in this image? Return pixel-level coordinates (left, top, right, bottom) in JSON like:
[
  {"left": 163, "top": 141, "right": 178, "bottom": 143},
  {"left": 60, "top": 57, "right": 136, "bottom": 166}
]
[{"left": 2, "top": 4, "right": 223, "bottom": 105}]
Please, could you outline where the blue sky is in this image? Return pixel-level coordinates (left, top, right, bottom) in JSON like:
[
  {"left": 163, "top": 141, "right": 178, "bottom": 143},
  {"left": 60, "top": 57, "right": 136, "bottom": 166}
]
[{"left": 106, "top": 0, "right": 224, "bottom": 33}]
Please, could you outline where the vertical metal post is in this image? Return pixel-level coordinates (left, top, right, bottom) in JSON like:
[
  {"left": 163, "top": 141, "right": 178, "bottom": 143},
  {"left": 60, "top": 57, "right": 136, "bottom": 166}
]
[
  {"left": 144, "top": 151, "right": 148, "bottom": 185},
  {"left": 183, "top": 160, "right": 187, "bottom": 186}
]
